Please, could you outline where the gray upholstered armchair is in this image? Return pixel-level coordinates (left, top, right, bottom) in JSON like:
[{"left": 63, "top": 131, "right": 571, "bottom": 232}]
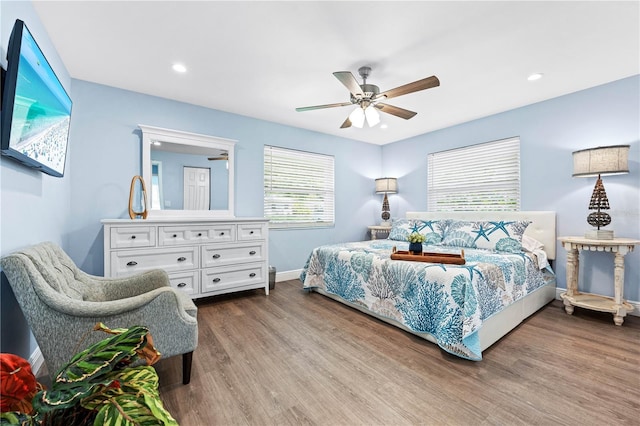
[{"left": 0, "top": 241, "right": 197, "bottom": 384}]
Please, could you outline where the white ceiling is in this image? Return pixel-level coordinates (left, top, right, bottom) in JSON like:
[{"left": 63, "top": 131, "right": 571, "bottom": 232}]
[{"left": 32, "top": 1, "right": 639, "bottom": 145}]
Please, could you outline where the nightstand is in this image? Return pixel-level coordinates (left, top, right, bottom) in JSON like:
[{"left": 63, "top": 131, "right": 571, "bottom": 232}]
[
  {"left": 558, "top": 236, "right": 639, "bottom": 325},
  {"left": 368, "top": 225, "right": 391, "bottom": 240}
]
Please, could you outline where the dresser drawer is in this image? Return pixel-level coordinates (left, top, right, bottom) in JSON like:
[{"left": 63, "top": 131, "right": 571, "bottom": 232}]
[
  {"left": 110, "top": 247, "right": 199, "bottom": 276},
  {"left": 158, "top": 225, "right": 225, "bottom": 246},
  {"left": 201, "top": 263, "right": 265, "bottom": 293},
  {"left": 167, "top": 271, "right": 199, "bottom": 296},
  {"left": 237, "top": 223, "right": 267, "bottom": 241},
  {"left": 208, "top": 224, "right": 236, "bottom": 242},
  {"left": 201, "top": 242, "right": 265, "bottom": 268},
  {"left": 110, "top": 227, "right": 155, "bottom": 249}
]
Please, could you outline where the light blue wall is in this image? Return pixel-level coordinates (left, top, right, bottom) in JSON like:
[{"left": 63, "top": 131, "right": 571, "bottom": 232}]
[
  {"left": 66, "top": 80, "right": 381, "bottom": 275},
  {"left": 382, "top": 75, "right": 640, "bottom": 301},
  {"left": 1, "top": 1, "right": 73, "bottom": 358}
]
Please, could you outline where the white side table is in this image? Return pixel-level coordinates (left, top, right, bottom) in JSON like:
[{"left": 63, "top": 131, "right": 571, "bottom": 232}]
[
  {"left": 558, "top": 236, "right": 639, "bottom": 325},
  {"left": 368, "top": 225, "right": 391, "bottom": 240}
]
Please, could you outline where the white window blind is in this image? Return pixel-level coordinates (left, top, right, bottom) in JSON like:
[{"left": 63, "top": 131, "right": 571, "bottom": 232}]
[
  {"left": 427, "top": 137, "right": 521, "bottom": 211},
  {"left": 264, "top": 145, "right": 335, "bottom": 228}
]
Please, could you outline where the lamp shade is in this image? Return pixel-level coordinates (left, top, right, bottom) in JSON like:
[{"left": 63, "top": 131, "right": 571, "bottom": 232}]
[
  {"left": 375, "top": 177, "right": 398, "bottom": 194},
  {"left": 364, "top": 105, "right": 380, "bottom": 127},
  {"left": 572, "top": 145, "right": 630, "bottom": 177},
  {"left": 349, "top": 107, "right": 365, "bottom": 128}
]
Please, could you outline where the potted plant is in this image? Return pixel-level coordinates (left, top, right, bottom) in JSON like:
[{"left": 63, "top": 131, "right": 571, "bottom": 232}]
[
  {"left": 408, "top": 232, "right": 426, "bottom": 254},
  {"left": 0, "top": 323, "right": 177, "bottom": 426}
]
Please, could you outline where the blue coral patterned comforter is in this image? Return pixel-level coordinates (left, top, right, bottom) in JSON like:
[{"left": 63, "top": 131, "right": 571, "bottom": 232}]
[{"left": 300, "top": 239, "right": 552, "bottom": 360}]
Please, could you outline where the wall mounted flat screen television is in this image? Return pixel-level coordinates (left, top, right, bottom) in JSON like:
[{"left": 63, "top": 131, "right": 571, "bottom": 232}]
[{"left": 1, "top": 19, "right": 72, "bottom": 177}]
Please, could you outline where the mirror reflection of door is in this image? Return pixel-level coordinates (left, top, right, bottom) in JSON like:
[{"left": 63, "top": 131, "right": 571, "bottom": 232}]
[
  {"left": 183, "top": 166, "right": 211, "bottom": 210},
  {"left": 151, "top": 161, "right": 164, "bottom": 210}
]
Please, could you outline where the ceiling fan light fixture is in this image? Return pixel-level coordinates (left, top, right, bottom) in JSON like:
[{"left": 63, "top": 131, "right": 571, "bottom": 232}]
[
  {"left": 349, "top": 107, "right": 365, "bottom": 128},
  {"left": 365, "top": 105, "right": 380, "bottom": 127},
  {"left": 296, "top": 67, "right": 439, "bottom": 129}
]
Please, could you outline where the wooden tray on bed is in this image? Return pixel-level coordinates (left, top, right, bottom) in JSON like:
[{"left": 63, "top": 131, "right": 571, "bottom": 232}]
[{"left": 390, "top": 247, "right": 466, "bottom": 265}]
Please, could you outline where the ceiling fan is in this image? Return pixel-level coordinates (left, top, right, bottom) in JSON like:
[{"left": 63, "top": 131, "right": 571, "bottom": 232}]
[
  {"left": 207, "top": 152, "right": 228, "bottom": 161},
  {"left": 296, "top": 66, "right": 440, "bottom": 129}
]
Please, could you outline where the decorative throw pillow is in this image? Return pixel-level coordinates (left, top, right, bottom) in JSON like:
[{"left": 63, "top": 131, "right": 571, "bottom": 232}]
[
  {"left": 440, "top": 220, "right": 530, "bottom": 253},
  {"left": 388, "top": 218, "right": 443, "bottom": 244}
]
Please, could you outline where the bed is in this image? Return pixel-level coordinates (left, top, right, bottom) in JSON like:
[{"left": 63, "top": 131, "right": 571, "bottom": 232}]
[{"left": 300, "top": 211, "right": 557, "bottom": 360}]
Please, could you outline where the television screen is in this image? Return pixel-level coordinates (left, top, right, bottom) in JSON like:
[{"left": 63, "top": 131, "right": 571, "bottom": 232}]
[{"left": 1, "top": 19, "right": 72, "bottom": 177}]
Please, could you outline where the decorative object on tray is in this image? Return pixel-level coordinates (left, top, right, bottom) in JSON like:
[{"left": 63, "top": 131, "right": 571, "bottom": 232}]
[
  {"left": 128, "top": 175, "right": 148, "bottom": 219},
  {"left": 407, "top": 231, "right": 426, "bottom": 254},
  {"left": 391, "top": 246, "right": 466, "bottom": 264},
  {"left": 375, "top": 177, "right": 397, "bottom": 226},
  {"left": 572, "top": 145, "right": 629, "bottom": 239}
]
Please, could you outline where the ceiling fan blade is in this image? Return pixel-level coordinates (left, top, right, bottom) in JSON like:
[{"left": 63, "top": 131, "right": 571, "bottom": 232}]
[
  {"left": 333, "top": 71, "right": 364, "bottom": 98},
  {"left": 208, "top": 156, "right": 227, "bottom": 161},
  {"left": 375, "top": 103, "right": 418, "bottom": 120},
  {"left": 296, "top": 101, "right": 353, "bottom": 112},
  {"left": 377, "top": 76, "right": 440, "bottom": 100},
  {"left": 340, "top": 117, "right": 352, "bottom": 128}
]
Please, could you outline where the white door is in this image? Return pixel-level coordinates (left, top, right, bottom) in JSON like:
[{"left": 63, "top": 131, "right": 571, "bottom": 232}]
[{"left": 183, "top": 167, "right": 210, "bottom": 210}]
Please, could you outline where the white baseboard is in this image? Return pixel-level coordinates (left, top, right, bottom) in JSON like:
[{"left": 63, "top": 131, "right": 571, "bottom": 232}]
[
  {"left": 555, "top": 287, "right": 639, "bottom": 317},
  {"left": 29, "top": 347, "right": 45, "bottom": 377},
  {"left": 275, "top": 269, "right": 303, "bottom": 282}
]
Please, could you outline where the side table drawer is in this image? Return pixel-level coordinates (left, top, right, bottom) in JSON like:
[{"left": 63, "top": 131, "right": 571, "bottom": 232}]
[
  {"left": 201, "top": 242, "right": 265, "bottom": 268},
  {"left": 110, "top": 226, "right": 155, "bottom": 249},
  {"left": 110, "top": 247, "right": 199, "bottom": 276},
  {"left": 168, "top": 270, "right": 199, "bottom": 296},
  {"left": 201, "top": 263, "right": 265, "bottom": 293}
]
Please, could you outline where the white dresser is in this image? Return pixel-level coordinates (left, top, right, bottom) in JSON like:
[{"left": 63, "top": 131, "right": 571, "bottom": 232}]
[{"left": 102, "top": 218, "right": 269, "bottom": 299}]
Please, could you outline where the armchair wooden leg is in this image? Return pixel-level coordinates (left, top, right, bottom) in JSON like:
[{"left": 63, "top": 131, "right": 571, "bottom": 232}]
[{"left": 182, "top": 351, "right": 193, "bottom": 385}]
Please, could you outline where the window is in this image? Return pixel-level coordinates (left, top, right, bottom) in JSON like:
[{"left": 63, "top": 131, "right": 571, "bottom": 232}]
[
  {"left": 264, "top": 146, "right": 335, "bottom": 228},
  {"left": 427, "top": 137, "right": 521, "bottom": 211}
]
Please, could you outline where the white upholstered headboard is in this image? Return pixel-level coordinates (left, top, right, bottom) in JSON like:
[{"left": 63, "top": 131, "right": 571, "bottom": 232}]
[{"left": 405, "top": 211, "right": 557, "bottom": 260}]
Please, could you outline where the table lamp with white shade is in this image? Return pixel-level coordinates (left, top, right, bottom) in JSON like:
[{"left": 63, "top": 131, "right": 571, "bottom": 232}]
[
  {"left": 572, "top": 144, "right": 630, "bottom": 239},
  {"left": 375, "top": 177, "right": 397, "bottom": 227}
]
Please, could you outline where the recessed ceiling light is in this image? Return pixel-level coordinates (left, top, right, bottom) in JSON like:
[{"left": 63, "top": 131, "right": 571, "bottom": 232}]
[
  {"left": 172, "top": 63, "right": 187, "bottom": 73},
  {"left": 527, "top": 73, "right": 543, "bottom": 81},
  {"left": 380, "top": 124, "right": 388, "bottom": 129}
]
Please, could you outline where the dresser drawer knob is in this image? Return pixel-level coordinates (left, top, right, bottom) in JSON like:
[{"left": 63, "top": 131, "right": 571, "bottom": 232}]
[
  {"left": 249, "top": 273, "right": 256, "bottom": 278},
  {"left": 197, "top": 233, "right": 202, "bottom": 237},
  {"left": 250, "top": 231, "right": 254, "bottom": 234},
  {"left": 220, "top": 232, "right": 225, "bottom": 236},
  {"left": 131, "top": 235, "right": 136, "bottom": 239},
  {"left": 126, "top": 261, "right": 138, "bottom": 266},
  {"left": 212, "top": 278, "right": 221, "bottom": 283},
  {"left": 177, "top": 282, "right": 187, "bottom": 288},
  {"left": 212, "top": 254, "right": 221, "bottom": 259},
  {"left": 249, "top": 251, "right": 256, "bottom": 255},
  {"left": 177, "top": 257, "right": 187, "bottom": 262},
  {"left": 172, "top": 234, "right": 177, "bottom": 238}
]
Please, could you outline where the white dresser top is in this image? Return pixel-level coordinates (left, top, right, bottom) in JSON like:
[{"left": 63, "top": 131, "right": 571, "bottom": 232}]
[{"left": 102, "top": 217, "right": 269, "bottom": 225}]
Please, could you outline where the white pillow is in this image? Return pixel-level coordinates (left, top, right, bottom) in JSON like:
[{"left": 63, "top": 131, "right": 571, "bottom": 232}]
[{"left": 521, "top": 235, "right": 549, "bottom": 270}]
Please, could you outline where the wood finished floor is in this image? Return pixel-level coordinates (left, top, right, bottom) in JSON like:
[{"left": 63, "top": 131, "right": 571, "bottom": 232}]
[{"left": 155, "top": 280, "right": 640, "bottom": 425}]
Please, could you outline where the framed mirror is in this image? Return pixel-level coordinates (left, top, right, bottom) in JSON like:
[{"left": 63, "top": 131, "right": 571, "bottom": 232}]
[{"left": 139, "top": 125, "right": 236, "bottom": 218}]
